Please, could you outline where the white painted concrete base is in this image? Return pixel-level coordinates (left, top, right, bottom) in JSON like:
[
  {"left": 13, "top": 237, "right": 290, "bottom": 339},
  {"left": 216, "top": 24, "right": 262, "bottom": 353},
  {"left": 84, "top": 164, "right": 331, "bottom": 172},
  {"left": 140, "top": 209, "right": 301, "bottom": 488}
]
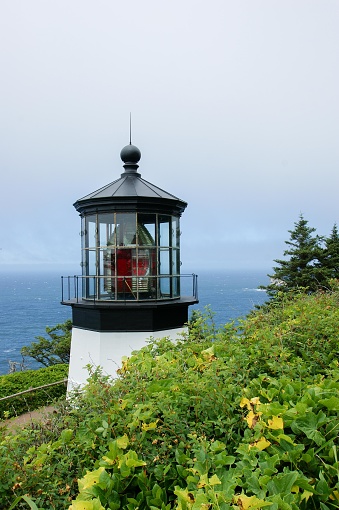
[{"left": 67, "top": 327, "right": 186, "bottom": 392}]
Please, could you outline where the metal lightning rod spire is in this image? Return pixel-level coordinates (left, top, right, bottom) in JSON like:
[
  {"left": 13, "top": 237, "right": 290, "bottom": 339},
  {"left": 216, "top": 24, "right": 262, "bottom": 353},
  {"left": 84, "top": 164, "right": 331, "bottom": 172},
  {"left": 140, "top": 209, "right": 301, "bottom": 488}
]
[{"left": 129, "top": 112, "right": 132, "bottom": 145}]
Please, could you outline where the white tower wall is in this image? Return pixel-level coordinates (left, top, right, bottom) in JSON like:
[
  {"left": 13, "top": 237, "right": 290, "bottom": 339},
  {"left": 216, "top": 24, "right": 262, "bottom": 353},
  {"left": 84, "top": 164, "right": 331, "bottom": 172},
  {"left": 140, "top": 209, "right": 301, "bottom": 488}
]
[{"left": 67, "top": 327, "right": 186, "bottom": 392}]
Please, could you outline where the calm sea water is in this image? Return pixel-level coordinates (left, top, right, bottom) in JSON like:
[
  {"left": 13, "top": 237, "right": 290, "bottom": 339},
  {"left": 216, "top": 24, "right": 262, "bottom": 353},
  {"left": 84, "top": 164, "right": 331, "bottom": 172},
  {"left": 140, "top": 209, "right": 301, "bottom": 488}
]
[{"left": 0, "top": 269, "right": 269, "bottom": 375}]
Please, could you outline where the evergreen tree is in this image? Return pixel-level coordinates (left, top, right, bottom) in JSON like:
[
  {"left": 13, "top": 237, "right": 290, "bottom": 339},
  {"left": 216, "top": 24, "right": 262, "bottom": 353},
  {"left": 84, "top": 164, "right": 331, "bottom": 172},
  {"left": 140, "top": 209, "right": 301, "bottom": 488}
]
[
  {"left": 263, "top": 214, "right": 325, "bottom": 297},
  {"left": 318, "top": 223, "right": 339, "bottom": 282}
]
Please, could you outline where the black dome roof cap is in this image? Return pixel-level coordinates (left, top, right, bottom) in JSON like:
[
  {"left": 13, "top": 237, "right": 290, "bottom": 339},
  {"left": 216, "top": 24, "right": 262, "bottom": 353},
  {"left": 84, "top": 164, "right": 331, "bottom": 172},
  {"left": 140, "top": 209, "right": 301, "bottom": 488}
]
[{"left": 120, "top": 143, "right": 141, "bottom": 164}]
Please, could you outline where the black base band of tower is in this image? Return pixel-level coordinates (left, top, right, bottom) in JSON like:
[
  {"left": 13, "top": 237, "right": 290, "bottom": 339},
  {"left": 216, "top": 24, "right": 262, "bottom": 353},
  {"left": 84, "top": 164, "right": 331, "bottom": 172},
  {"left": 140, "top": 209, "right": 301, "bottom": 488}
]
[{"left": 67, "top": 297, "right": 196, "bottom": 332}]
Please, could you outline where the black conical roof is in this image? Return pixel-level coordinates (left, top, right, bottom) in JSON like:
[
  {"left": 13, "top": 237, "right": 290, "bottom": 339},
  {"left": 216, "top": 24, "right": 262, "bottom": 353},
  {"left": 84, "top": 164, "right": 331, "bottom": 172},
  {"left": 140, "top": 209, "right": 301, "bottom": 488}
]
[
  {"left": 78, "top": 174, "right": 184, "bottom": 202},
  {"left": 74, "top": 143, "right": 187, "bottom": 216}
]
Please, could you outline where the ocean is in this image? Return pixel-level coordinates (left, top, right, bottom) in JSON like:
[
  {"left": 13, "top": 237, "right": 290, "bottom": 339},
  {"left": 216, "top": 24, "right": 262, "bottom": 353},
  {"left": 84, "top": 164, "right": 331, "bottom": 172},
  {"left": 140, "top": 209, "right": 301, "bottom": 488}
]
[{"left": 0, "top": 269, "right": 269, "bottom": 375}]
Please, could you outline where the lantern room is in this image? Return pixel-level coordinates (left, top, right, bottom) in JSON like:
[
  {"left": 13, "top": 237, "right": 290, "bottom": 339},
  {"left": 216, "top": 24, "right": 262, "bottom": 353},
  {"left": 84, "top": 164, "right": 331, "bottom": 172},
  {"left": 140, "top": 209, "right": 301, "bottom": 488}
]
[
  {"left": 62, "top": 141, "right": 198, "bottom": 340},
  {"left": 81, "top": 211, "right": 181, "bottom": 301}
]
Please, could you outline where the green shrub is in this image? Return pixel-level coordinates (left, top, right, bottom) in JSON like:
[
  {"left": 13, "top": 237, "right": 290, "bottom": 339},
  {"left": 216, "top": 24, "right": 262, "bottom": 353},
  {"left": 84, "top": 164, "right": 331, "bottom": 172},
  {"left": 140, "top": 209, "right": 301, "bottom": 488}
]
[
  {"left": 0, "top": 364, "right": 68, "bottom": 418},
  {"left": 2, "top": 292, "right": 339, "bottom": 508},
  {"left": 240, "top": 288, "right": 339, "bottom": 377}
]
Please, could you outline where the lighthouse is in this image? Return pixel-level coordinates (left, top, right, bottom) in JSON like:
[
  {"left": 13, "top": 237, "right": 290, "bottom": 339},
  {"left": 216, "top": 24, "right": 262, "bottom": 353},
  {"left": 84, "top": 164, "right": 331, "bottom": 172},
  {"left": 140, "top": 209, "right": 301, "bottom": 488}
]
[{"left": 62, "top": 141, "right": 198, "bottom": 389}]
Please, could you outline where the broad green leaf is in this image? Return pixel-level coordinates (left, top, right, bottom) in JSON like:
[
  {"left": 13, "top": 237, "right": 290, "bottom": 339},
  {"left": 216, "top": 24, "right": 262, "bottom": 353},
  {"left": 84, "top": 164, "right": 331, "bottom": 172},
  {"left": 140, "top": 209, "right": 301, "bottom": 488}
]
[
  {"left": 294, "top": 477, "right": 316, "bottom": 493},
  {"left": 141, "top": 420, "right": 158, "bottom": 431},
  {"left": 60, "top": 429, "right": 74, "bottom": 443},
  {"left": 214, "top": 452, "right": 236, "bottom": 466},
  {"left": 234, "top": 494, "right": 272, "bottom": 509},
  {"left": 284, "top": 384, "right": 295, "bottom": 397},
  {"left": 268, "top": 494, "right": 293, "bottom": 510},
  {"left": 69, "top": 499, "right": 105, "bottom": 510},
  {"left": 196, "top": 448, "right": 207, "bottom": 463},
  {"left": 174, "top": 487, "right": 195, "bottom": 503},
  {"left": 259, "top": 454, "right": 280, "bottom": 476},
  {"left": 275, "top": 434, "right": 296, "bottom": 446},
  {"left": 116, "top": 434, "right": 129, "bottom": 449},
  {"left": 175, "top": 448, "right": 190, "bottom": 464},
  {"left": 125, "top": 457, "right": 147, "bottom": 468},
  {"left": 209, "top": 439, "right": 226, "bottom": 453},
  {"left": 245, "top": 475, "right": 263, "bottom": 496},
  {"left": 197, "top": 473, "right": 208, "bottom": 488},
  {"left": 119, "top": 461, "right": 131, "bottom": 478},
  {"left": 292, "top": 412, "right": 327, "bottom": 446},
  {"left": 316, "top": 473, "right": 331, "bottom": 498},
  {"left": 78, "top": 467, "right": 106, "bottom": 491},
  {"left": 267, "top": 471, "right": 299, "bottom": 496},
  {"left": 123, "top": 450, "right": 146, "bottom": 468},
  {"left": 101, "top": 455, "right": 115, "bottom": 465},
  {"left": 209, "top": 474, "right": 222, "bottom": 486},
  {"left": 192, "top": 492, "right": 211, "bottom": 509},
  {"left": 319, "top": 396, "right": 339, "bottom": 410}
]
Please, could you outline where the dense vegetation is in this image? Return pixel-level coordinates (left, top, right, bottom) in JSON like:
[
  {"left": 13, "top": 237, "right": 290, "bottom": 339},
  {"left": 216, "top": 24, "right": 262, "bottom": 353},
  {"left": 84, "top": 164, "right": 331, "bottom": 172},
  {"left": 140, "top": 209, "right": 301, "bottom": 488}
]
[
  {"left": 0, "top": 364, "right": 68, "bottom": 418},
  {"left": 262, "top": 215, "right": 339, "bottom": 296},
  {"left": 2, "top": 288, "right": 339, "bottom": 509}
]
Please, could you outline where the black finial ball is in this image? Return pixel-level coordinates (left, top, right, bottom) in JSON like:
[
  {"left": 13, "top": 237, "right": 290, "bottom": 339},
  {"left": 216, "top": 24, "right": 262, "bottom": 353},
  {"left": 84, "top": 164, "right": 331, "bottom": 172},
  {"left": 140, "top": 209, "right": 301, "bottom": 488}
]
[{"left": 120, "top": 144, "right": 141, "bottom": 164}]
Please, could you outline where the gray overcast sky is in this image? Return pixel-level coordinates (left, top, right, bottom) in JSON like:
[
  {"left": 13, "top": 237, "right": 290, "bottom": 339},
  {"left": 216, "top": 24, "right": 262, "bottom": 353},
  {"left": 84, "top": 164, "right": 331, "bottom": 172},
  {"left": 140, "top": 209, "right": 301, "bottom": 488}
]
[{"left": 0, "top": 0, "right": 338, "bottom": 273}]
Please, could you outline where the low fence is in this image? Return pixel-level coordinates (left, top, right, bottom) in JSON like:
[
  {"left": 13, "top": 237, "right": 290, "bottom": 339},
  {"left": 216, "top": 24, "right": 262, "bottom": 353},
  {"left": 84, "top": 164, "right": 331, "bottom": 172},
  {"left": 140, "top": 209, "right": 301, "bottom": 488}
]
[
  {"left": 0, "top": 378, "right": 68, "bottom": 419},
  {"left": 0, "top": 378, "right": 68, "bottom": 402}
]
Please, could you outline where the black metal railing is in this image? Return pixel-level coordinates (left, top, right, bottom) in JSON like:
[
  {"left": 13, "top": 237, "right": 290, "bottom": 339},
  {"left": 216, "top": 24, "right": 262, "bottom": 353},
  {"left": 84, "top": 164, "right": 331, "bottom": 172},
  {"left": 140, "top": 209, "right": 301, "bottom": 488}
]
[{"left": 61, "top": 274, "right": 198, "bottom": 304}]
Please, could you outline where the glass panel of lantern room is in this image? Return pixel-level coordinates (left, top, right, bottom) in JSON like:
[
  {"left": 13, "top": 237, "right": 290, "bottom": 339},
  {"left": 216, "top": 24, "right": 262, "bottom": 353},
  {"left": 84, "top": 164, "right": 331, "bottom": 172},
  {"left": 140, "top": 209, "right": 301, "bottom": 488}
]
[
  {"left": 83, "top": 215, "right": 97, "bottom": 271},
  {"left": 86, "top": 215, "right": 97, "bottom": 250},
  {"left": 98, "top": 213, "right": 115, "bottom": 248},
  {"left": 116, "top": 213, "right": 137, "bottom": 246},
  {"left": 86, "top": 250, "right": 97, "bottom": 298},
  {"left": 81, "top": 216, "right": 87, "bottom": 277},
  {"left": 82, "top": 215, "right": 97, "bottom": 299},
  {"left": 159, "top": 216, "right": 173, "bottom": 297},
  {"left": 172, "top": 248, "right": 180, "bottom": 297},
  {"left": 102, "top": 247, "right": 115, "bottom": 299},
  {"left": 98, "top": 213, "right": 115, "bottom": 299},
  {"left": 137, "top": 213, "right": 156, "bottom": 246},
  {"left": 159, "top": 215, "right": 170, "bottom": 247},
  {"left": 99, "top": 248, "right": 115, "bottom": 300},
  {"left": 136, "top": 214, "right": 157, "bottom": 298},
  {"left": 159, "top": 249, "right": 170, "bottom": 297},
  {"left": 172, "top": 216, "right": 180, "bottom": 249},
  {"left": 133, "top": 247, "right": 157, "bottom": 299}
]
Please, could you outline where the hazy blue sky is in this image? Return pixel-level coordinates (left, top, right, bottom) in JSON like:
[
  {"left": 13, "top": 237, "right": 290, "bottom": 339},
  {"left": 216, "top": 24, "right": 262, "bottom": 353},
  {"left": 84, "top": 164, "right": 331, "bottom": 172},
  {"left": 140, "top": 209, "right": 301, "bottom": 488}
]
[{"left": 1, "top": 0, "right": 338, "bottom": 273}]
